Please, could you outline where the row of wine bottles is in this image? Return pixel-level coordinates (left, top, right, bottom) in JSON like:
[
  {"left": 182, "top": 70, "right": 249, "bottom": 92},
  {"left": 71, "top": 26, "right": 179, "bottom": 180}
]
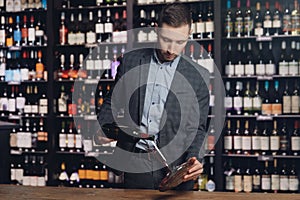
[
  {"left": 0, "top": 50, "right": 46, "bottom": 82},
  {"left": 57, "top": 160, "right": 123, "bottom": 188},
  {"left": 55, "top": 83, "right": 112, "bottom": 116},
  {"left": 10, "top": 155, "right": 48, "bottom": 186},
  {"left": 225, "top": 40, "right": 300, "bottom": 77},
  {"left": 9, "top": 118, "right": 48, "bottom": 151},
  {"left": 0, "top": 0, "right": 47, "bottom": 12},
  {"left": 0, "top": 14, "right": 47, "bottom": 47},
  {"left": 224, "top": 159, "right": 299, "bottom": 193},
  {"left": 61, "top": 0, "right": 126, "bottom": 8},
  {"left": 59, "top": 9, "right": 127, "bottom": 45},
  {"left": 225, "top": 80, "right": 300, "bottom": 115},
  {"left": 223, "top": 119, "right": 300, "bottom": 156},
  {"left": 0, "top": 85, "right": 48, "bottom": 117},
  {"left": 224, "top": 0, "right": 300, "bottom": 37}
]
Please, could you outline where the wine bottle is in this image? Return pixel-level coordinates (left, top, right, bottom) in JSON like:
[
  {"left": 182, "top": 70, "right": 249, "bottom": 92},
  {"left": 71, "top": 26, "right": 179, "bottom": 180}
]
[
  {"left": 289, "top": 163, "right": 299, "bottom": 192},
  {"left": 235, "top": 0, "right": 243, "bottom": 37},
  {"left": 253, "top": 163, "right": 261, "bottom": 192},
  {"left": 224, "top": 120, "right": 233, "bottom": 154},
  {"left": 225, "top": 43, "right": 234, "bottom": 76},
  {"left": 244, "top": 42, "right": 254, "bottom": 76},
  {"left": 265, "top": 42, "right": 275, "bottom": 76},
  {"left": 271, "top": 159, "right": 280, "bottom": 193},
  {"left": 261, "top": 161, "right": 271, "bottom": 192},
  {"left": 291, "top": 80, "right": 300, "bottom": 113},
  {"left": 224, "top": 159, "right": 234, "bottom": 191},
  {"left": 244, "top": 0, "right": 253, "bottom": 37},
  {"left": 291, "top": 120, "right": 300, "bottom": 156},
  {"left": 283, "top": 81, "right": 291, "bottom": 114},
  {"left": 271, "top": 81, "right": 282, "bottom": 115},
  {"left": 224, "top": 81, "right": 233, "bottom": 115},
  {"left": 289, "top": 41, "right": 298, "bottom": 75},
  {"left": 196, "top": 4, "right": 205, "bottom": 39},
  {"left": 234, "top": 164, "right": 243, "bottom": 192},
  {"left": 283, "top": 2, "right": 291, "bottom": 35},
  {"left": 243, "top": 162, "right": 252, "bottom": 193},
  {"left": 233, "top": 81, "right": 243, "bottom": 115},
  {"left": 28, "top": 15, "right": 35, "bottom": 46},
  {"left": 273, "top": 1, "right": 282, "bottom": 36},
  {"left": 58, "top": 162, "right": 69, "bottom": 187},
  {"left": 243, "top": 81, "right": 252, "bottom": 115},
  {"left": 14, "top": 16, "right": 21, "bottom": 46},
  {"left": 252, "top": 124, "right": 261, "bottom": 155},
  {"left": 95, "top": 10, "right": 104, "bottom": 43},
  {"left": 104, "top": 9, "right": 113, "bottom": 42},
  {"left": 253, "top": 82, "right": 262, "bottom": 115},
  {"left": 261, "top": 123, "right": 270, "bottom": 155},
  {"left": 254, "top": 1, "right": 263, "bottom": 36},
  {"left": 59, "top": 12, "right": 68, "bottom": 45},
  {"left": 279, "top": 122, "right": 288, "bottom": 155},
  {"left": 262, "top": 81, "right": 271, "bottom": 115},
  {"left": 270, "top": 120, "right": 280, "bottom": 155},
  {"left": 291, "top": 0, "right": 300, "bottom": 35},
  {"left": 59, "top": 121, "right": 66, "bottom": 151},
  {"left": 242, "top": 120, "right": 251, "bottom": 155},
  {"left": 233, "top": 120, "right": 242, "bottom": 154},
  {"left": 279, "top": 163, "right": 289, "bottom": 193},
  {"left": 234, "top": 43, "right": 244, "bottom": 76},
  {"left": 278, "top": 41, "right": 289, "bottom": 76},
  {"left": 205, "top": 2, "right": 214, "bottom": 39},
  {"left": 263, "top": 1, "right": 272, "bottom": 36},
  {"left": 255, "top": 42, "right": 265, "bottom": 76},
  {"left": 86, "top": 11, "right": 96, "bottom": 45}
]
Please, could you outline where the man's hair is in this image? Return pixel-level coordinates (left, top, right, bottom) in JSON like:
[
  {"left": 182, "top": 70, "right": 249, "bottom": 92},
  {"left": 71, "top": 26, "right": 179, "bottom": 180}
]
[{"left": 158, "top": 3, "right": 192, "bottom": 29}]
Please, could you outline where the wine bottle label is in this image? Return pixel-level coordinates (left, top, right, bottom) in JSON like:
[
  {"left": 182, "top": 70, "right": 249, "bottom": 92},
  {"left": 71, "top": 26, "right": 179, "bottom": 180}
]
[
  {"left": 67, "top": 134, "right": 75, "bottom": 148},
  {"left": 15, "top": 168, "right": 23, "bottom": 182},
  {"left": 86, "top": 59, "right": 95, "bottom": 70},
  {"left": 271, "top": 103, "right": 282, "bottom": 115},
  {"left": 21, "top": 68, "right": 29, "bottom": 81},
  {"left": 148, "top": 30, "right": 157, "bottom": 42},
  {"left": 8, "top": 98, "right": 16, "bottom": 112},
  {"left": 289, "top": 176, "right": 299, "bottom": 191},
  {"left": 86, "top": 32, "right": 96, "bottom": 44},
  {"left": 83, "top": 139, "right": 93, "bottom": 152},
  {"left": 202, "top": 58, "right": 214, "bottom": 74},
  {"left": 31, "top": 104, "right": 38, "bottom": 113},
  {"left": 253, "top": 175, "right": 261, "bottom": 187},
  {"left": 14, "top": 0, "right": 21, "bottom": 11},
  {"left": 263, "top": 19, "right": 272, "bottom": 28},
  {"left": 234, "top": 175, "right": 242, "bottom": 192},
  {"left": 225, "top": 176, "right": 234, "bottom": 190},
  {"left": 291, "top": 95, "right": 300, "bottom": 113},
  {"left": 24, "top": 132, "right": 32, "bottom": 148},
  {"left": 205, "top": 21, "right": 214, "bottom": 33},
  {"left": 224, "top": 97, "right": 232, "bottom": 110},
  {"left": 225, "top": 63, "right": 234, "bottom": 76},
  {"left": 35, "top": 30, "right": 44, "bottom": 37},
  {"left": 14, "top": 30, "right": 22, "bottom": 43},
  {"left": 243, "top": 97, "right": 252, "bottom": 111},
  {"left": 95, "top": 23, "right": 104, "bottom": 34},
  {"left": 138, "top": 30, "right": 147, "bottom": 42},
  {"left": 86, "top": 169, "right": 93, "bottom": 180},
  {"left": 265, "top": 63, "right": 275, "bottom": 75},
  {"left": 104, "top": 23, "right": 113, "bottom": 33},
  {"left": 24, "top": 105, "right": 31, "bottom": 113},
  {"left": 224, "top": 136, "right": 232, "bottom": 150},
  {"left": 233, "top": 96, "right": 242, "bottom": 112},
  {"left": 94, "top": 59, "right": 102, "bottom": 70},
  {"left": 196, "top": 22, "right": 205, "bottom": 33},
  {"left": 289, "top": 61, "right": 299, "bottom": 75},
  {"left": 260, "top": 136, "right": 270, "bottom": 150},
  {"left": 37, "top": 177, "right": 46, "bottom": 186},
  {"left": 279, "top": 61, "right": 289, "bottom": 75},
  {"left": 39, "top": 105, "right": 48, "bottom": 114},
  {"left": 68, "top": 33, "right": 76, "bottom": 45},
  {"left": 102, "top": 59, "right": 111, "bottom": 70},
  {"left": 262, "top": 176, "right": 271, "bottom": 190},
  {"left": 0, "top": 63, "right": 5, "bottom": 77},
  {"left": 253, "top": 96, "right": 261, "bottom": 109},
  {"left": 234, "top": 63, "right": 244, "bottom": 76},
  {"left": 59, "top": 134, "right": 66, "bottom": 148},
  {"left": 271, "top": 174, "right": 280, "bottom": 190},
  {"left": 233, "top": 136, "right": 242, "bottom": 150},
  {"left": 279, "top": 176, "right": 289, "bottom": 191},
  {"left": 261, "top": 103, "right": 272, "bottom": 115},
  {"left": 242, "top": 136, "right": 251, "bottom": 150},
  {"left": 58, "top": 98, "right": 67, "bottom": 112},
  {"left": 0, "top": 30, "right": 5, "bottom": 44},
  {"left": 11, "top": 167, "right": 16, "bottom": 180},
  {"left": 270, "top": 136, "right": 280, "bottom": 151},
  {"left": 92, "top": 169, "right": 101, "bottom": 181},
  {"left": 28, "top": 28, "right": 35, "bottom": 42},
  {"left": 273, "top": 19, "right": 281, "bottom": 28},
  {"left": 10, "top": 132, "right": 17, "bottom": 147},
  {"left": 16, "top": 96, "right": 25, "bottom": 109},
  {"left": 22, "top": 176, "right": 30, "bottom": 186},
  {"left": 243, "top": 175, "right": 252, "bottom": 192},
  {"left": 255, "top": 27, "right": 263, "bottom": 36},
  {"left": 283, "top": 96, "right": 291, "bottom": 113},
  {"left": 245, "top": 64, "right": 254, "bottom": 75},
  {"left": 235, "top": 17, "right": 243, "bottom": 35},
  {"left": 76, "top": 32, "right": 85, "bottom": 45},
  {"left": 78, "top": 169, "right": 86, "bottom": 179},
  {"left": 75, "top": 134, "right": 82, "bottom": 149},
  {"left": 255, "top": 63, "right": 265, "bottom": 75},
  {"left": 252, "top": 136, "right": 261, "bottom": 150},
  {"left": 291, "top": 136, "right": 300, "bottom": 151},
  {"left": 30, "top": 176, "right": 38, "bottom": 186},
  {"left": 244, "top": 18, "right": 253, "bottom": 33}
]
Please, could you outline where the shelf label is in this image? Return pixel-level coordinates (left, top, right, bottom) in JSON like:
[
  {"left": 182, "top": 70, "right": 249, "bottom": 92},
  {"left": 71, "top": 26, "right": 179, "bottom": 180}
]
[
  {"left": 258, "top": 155, "right": 273, "bottom": 161},
  {"left": 256, "top": 36, "right": 272, "bottom": 42},
  {"left": 256, "top": 115, "right": 273, "bottom": 121}
]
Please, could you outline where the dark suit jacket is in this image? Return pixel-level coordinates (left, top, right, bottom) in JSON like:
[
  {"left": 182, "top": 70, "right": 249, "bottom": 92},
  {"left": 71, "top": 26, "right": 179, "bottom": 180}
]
[{"left": 97, "top": 48, "right": 210, "bottom": 183}]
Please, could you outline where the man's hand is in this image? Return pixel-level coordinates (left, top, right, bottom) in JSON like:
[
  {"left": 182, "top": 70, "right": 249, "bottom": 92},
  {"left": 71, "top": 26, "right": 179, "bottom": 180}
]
[{"left": 183, "top": 157, "right": 203, "bottom": 182}]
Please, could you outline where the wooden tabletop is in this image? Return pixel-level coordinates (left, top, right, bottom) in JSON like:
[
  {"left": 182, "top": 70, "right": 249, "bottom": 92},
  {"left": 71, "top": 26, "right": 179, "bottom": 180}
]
[{"left": 0, "top": 185, "right": 299, "bottom": 200}]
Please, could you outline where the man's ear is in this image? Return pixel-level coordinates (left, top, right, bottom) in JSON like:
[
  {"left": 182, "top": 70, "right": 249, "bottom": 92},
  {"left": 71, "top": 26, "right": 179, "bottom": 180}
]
[{"left": 189, "top": 28, "right": 193, "bottom": 36}]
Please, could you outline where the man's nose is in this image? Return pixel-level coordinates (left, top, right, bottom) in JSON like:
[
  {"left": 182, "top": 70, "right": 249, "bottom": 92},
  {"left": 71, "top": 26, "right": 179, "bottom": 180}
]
[{"left": 167, "top": 42, "right": 176, "bottom": 54}]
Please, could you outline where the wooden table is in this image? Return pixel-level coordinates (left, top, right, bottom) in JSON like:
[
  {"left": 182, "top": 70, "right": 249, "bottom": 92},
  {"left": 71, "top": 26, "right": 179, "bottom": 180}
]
[{"left": 0, "top": 185, "right": 299, "bottom": 200}]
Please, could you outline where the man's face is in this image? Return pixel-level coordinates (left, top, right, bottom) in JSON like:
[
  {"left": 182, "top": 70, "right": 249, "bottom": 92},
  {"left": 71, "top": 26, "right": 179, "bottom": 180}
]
[{"left": 157, "top": 23, "right": 190, "bottom": 62}]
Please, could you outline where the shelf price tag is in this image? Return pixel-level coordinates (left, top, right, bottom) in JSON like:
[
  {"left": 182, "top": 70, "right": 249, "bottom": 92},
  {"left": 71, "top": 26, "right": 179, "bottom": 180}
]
[{"left": 258, "top": 155, "right": 273, "bottom": 161}]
